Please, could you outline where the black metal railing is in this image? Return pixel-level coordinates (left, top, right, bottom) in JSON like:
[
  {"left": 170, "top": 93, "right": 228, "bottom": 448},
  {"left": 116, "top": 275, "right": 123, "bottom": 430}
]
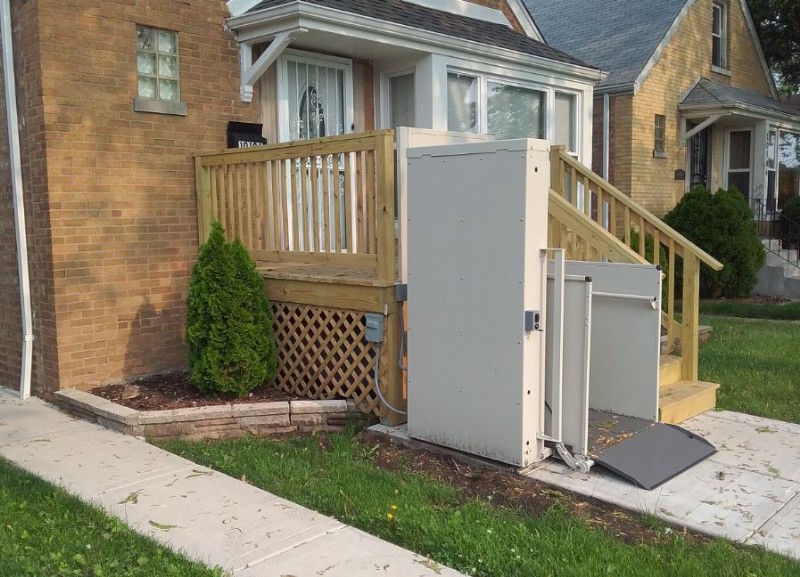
[{"left": 751, "top": 197, "right": 800, "bottom": 270}]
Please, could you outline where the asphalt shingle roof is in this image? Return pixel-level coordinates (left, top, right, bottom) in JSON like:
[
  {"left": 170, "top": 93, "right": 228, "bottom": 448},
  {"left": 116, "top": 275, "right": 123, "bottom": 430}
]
[
  {"left": 681, "top": 78, "right": 800, "bottom": 118},
  {"left": 246, "top": 0, "right": 595, "bottom": 69},
  {"left": 524, "top": 0, "right": 689, "bottom": 90}
]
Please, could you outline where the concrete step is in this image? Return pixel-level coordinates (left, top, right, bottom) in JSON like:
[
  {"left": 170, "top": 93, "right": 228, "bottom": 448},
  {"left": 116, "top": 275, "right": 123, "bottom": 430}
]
[
  {"left": 659, "top": 354, "right": 683, "bottom": 387},
  {"left": 659, "top": 380, "right": 720, "bottom": 424}
]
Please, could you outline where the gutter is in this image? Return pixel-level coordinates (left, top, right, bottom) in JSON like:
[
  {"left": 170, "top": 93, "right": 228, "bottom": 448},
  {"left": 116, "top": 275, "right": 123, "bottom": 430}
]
[{"left": 1, "top": 0, "right": 34, "bottom": 400}]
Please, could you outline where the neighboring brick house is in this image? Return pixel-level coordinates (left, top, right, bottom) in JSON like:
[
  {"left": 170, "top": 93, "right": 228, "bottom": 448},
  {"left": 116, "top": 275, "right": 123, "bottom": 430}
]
[
  {"left": 527, "top": 0, "right": 800, "bottom": 217},
  {"left": 0, "top": 0, "right": 600, "bottom": 399}
]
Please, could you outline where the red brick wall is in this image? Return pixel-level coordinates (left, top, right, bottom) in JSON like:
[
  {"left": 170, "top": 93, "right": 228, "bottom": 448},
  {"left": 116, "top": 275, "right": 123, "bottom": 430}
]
[{"left": 26, "top": 0, "right": 260, "bottom": 392}]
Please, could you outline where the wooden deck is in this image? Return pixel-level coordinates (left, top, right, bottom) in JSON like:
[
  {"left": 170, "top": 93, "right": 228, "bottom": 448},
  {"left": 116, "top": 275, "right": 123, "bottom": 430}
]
[{"left": 194, "top": 131, "right": 405, "bottom": 424}]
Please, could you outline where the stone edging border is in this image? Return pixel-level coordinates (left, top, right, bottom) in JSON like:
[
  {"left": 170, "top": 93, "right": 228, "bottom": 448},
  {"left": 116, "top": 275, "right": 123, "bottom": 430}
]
[{"left": 54, "top": 389, "right": 369, "bottom": 440}]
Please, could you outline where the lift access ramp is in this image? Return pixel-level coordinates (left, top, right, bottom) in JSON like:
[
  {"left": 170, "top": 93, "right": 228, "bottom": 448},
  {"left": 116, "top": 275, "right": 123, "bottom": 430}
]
[{"left": 405, "top": 137, "right": 714, "bottom": 489}]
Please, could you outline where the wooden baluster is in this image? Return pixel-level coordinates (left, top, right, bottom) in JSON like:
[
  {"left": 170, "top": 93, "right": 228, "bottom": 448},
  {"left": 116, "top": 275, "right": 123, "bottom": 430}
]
[
  {"left": 365, "top": 149, "right": 377, "bottom": 255},
  {"left": 344, "top": 152, "right": 354, "bottom": 254},
  {"left": 623, "top": 206, "right": 631, "bottom": 246},
  {"left": 321, "top": 154, "right": 331, "bottom": 252},
  {"left": 583, "top": 175, "right": 591, "bottom": 218},
  {"left": 333, "top": 154, "right": 342, "bottom": 253},
  {"left": 667, "top": 239, "right": 676, "bottom": 352},
  {"left": 310, "top": 156, "right": 320, "bottom": 252},
  {"left": 291, "top": 158, "right": 300, "bottom": 251},
  {"left": 638, "top": 215, "right": 646, "bottom": 257},
  {"left": 652, "top": 229, "right": 660, "bottom": 267},
  {"left": 681, "top": 254, "right": 701, "bottom": 381}
]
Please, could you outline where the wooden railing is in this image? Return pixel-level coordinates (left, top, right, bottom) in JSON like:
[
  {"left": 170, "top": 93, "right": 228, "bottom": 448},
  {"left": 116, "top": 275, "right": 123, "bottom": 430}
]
[
  {"left": 549, "top": 145, "right": 723, "bottom": 381},
  {"left": 194, "top": 130, "right": 396, "bottom": 283}
]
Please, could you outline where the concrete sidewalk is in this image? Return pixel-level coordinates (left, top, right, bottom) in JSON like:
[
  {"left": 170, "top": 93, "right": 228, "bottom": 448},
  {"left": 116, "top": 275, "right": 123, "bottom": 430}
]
[
  {"left": 0, "top": 393, "right": 465, "bottom": 577},
  {"left": 525, "top": 410, "right": 800, "bottom": 560}
]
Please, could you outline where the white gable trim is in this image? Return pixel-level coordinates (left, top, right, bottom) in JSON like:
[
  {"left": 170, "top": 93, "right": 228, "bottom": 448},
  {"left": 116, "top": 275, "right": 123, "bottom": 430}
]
[
  {"left": 404, "top": 0, "right": 509, "bottom": 27},
  {"left": 737, "top": 0, "right": 778, "bottom": 99},
  {"left": 506, "top": 0, "right": 544, "bottom": 41},
  {"left": 227, "top": 0, "right": 262, "bottom": 18},
  {"left": 632, "top": 0, "right": 694, "bottom": 95}
]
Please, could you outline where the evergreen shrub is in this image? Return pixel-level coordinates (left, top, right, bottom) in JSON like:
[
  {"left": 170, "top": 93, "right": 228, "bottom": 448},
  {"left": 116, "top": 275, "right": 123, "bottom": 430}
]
[
  {"left": 663, "top": 186, "right": 764, "bottom": 299},
  {"left": 186, "top": 222, "right": 277, "bottom": 396}
]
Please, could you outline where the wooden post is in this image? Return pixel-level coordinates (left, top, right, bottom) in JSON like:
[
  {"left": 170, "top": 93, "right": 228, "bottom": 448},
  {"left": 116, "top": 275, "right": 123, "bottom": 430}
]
[
  {"left": 681, "top": 254, "right": 700, "bottom": 381},
  {"left": 549, "top": 145, "right": 566, "bottom": 195},
  {"left": 383, "top": 303, "right": 407, "bottom": 426},
  {"left": 376, "top": 131, "right": 396, "bottom": 284},
  {"left": 194, "top": 157, "right": 212, "bottom": 244}
]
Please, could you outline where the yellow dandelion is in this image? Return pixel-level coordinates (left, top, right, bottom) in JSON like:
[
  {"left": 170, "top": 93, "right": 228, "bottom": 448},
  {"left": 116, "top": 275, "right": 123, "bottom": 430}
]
[
  {"left": 390, "top": 504, "right": 398, "bottom": 510},
  {"left": 387, "top": 512, "right": 394, "bottom": 521}
]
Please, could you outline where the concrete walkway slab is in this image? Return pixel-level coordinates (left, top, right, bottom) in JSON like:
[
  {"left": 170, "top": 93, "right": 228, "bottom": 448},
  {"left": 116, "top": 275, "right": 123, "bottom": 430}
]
[
  {"left": 0, "top": 395, "right": 465, "bottom": 577},
  {"left": 525, "top": 410, "right": 800, "bottom": 559}
]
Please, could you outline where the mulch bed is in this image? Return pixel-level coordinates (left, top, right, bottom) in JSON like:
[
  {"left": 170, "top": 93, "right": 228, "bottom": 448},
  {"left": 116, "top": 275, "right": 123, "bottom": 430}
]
[
  {"left": 91, "top": 372, "right": 306, "bottom": 411},
  {"left": 361, "top": 431, "right": 712, "bottom": 546}
]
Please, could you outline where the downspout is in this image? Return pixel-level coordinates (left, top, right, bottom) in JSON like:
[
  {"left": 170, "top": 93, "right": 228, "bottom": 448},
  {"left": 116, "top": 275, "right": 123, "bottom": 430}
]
[
  {"left": 602, "top": 93, "right": 610, "bottom": 180},
  {"left": 1, "top": 0, "right": 34, "bottom": 400}
]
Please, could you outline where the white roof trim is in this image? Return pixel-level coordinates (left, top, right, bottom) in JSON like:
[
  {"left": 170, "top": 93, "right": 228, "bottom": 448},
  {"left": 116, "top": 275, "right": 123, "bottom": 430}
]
[
  {"left": 229, "top": 3, "right": 602, "bottom": 82},
  {"left": 632, "top": 0, "right": 694, "bottom": 95},
  {"left": 404, "top": 0, "right": 509, "bottom": 27},
  {"left": 227, "top": 0, "right": 262, "bottom": 18},
  {"left": 737, "top": 0, "right": 778, "bottom": 99}
]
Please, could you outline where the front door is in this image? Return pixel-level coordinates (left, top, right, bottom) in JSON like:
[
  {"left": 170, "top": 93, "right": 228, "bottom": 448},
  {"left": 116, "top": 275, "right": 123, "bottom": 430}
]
[
  {"left": 726, "top": 128, "right": 754, "bottom": 201},
  {"left": 689, "top": 125, "right": 711, "bottom": 189}
]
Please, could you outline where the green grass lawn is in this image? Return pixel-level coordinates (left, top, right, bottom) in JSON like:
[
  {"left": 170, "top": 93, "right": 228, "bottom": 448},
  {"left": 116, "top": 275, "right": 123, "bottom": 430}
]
[
  {"left": 0, "top": 458, "right": 223, "bottom": 577},
  {"left": 700, "top": 315, "right": 800, "bottom": 424},
  {"left": 159, "top": 433, "right": 800, "bottom": 577}
]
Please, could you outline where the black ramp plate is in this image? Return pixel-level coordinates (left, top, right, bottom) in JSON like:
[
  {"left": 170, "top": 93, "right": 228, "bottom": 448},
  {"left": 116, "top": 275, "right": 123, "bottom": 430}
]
[{"left": 592, "top": 423, "right": 716, "bottom": 490}]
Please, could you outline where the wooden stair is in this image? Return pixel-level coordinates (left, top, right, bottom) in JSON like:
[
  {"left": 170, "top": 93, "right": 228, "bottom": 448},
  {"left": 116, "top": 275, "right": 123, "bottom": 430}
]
[{"left": 658, "top": 355, "right": 719, "bottom": 424}]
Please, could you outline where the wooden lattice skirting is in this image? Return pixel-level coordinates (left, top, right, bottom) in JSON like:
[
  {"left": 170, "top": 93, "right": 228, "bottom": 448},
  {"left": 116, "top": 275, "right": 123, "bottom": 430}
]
[{"left": 271, "top": 302, "right": 389, "bottom": 417}]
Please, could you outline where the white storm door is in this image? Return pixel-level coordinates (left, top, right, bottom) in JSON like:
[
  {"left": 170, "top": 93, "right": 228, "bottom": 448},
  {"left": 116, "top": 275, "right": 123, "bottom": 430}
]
[
  {"left": 725, "top": 128, "right": 754, "bottom": 202},
  {"left": 279, "top": 53, "right": 353, "bottom": 142}
]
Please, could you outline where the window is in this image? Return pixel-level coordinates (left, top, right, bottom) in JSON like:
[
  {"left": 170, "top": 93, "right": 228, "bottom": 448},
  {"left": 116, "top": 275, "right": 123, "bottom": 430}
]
[
  {"left": 134, "top": 26, "right": 186, "bottom": 115},
  {"left": 390, "top": 73, "right": 415, "bottom": 129},
  {"left": 777, "top": 130, "right": 800, "bottom": 209},
  {"left": 555, "top": 92, "right": 577, "bottom": 153},
  {"left": 653, "top": 114, "right": 666, "bottom": 158},
  {"left": 447, "top": 73, "right": 479, "bottom": 133},
  {"left": 486, "top": 81, "right": 545, "bottom": 139},
  {"left": 712, "top": 2, "right": 727, "bottom": 69}
]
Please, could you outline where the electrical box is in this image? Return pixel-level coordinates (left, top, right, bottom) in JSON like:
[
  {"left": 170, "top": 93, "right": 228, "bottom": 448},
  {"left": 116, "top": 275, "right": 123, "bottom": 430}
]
[
  {"left": 406, "top": 139, "right": 550, "bottom": 467},
  {"left": 364, "top": 313, "right": 384, "bottom": 343}
]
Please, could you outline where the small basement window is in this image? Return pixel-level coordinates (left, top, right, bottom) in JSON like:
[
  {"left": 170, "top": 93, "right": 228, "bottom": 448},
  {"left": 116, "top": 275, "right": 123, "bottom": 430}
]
[
  {"left": 133, "top": 25, "right": 187, "bottom": 115},
  {"left": 653, "top": 114, "right": 666, "bottom": 158}
]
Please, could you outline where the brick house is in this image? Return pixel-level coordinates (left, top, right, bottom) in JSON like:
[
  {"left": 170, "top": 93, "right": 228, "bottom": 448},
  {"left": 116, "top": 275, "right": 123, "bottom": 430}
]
[
  {"left": 527, "top": 0, "right": 800, "bottom": 217},
  {"left": 0, "top": 0, "right": 601, "bottom": 399}
]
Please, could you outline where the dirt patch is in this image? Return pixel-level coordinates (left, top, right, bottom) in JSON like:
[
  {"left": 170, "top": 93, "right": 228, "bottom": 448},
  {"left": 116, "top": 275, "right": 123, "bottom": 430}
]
[
  {"left": 362, "top": 432, "right": 712, "bottom": 546},
  {"left": 91, "top": 372, "right": 308, "bottom": 411}
]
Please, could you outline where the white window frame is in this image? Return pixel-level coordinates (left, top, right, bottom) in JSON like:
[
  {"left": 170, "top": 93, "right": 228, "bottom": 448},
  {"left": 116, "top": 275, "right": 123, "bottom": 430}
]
[
  {"left": 711, "top": 2, "right": 728, "bottom": 71},
  {"left": 133, "top": 25, "right": 186, "bottom": 115},
  {"left": 277, "top": 50, "right": 354, "bottom": 142},
  {"left": 445, "top": 67, "right": 582, "bottom": 158},
  {"left": 554, "top": 90, "right": 580, "bottom": 157},
  {"left": 383, "top": 69, "right": 417, "bottom": 129}
]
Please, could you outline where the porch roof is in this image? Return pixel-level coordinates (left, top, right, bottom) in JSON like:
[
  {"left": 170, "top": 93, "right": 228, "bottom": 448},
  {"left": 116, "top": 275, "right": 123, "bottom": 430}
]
[
  {"left": 680, "top": 78, "right": 800, "bottom": 127},
  {"left": 241, "top": 0, "right": 594, "bottom": 69}
]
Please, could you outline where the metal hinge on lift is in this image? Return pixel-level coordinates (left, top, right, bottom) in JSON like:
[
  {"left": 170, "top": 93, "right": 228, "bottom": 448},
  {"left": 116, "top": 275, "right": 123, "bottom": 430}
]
[{"left": 537, "top": 433, "right": 595, "bottom": 474}]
